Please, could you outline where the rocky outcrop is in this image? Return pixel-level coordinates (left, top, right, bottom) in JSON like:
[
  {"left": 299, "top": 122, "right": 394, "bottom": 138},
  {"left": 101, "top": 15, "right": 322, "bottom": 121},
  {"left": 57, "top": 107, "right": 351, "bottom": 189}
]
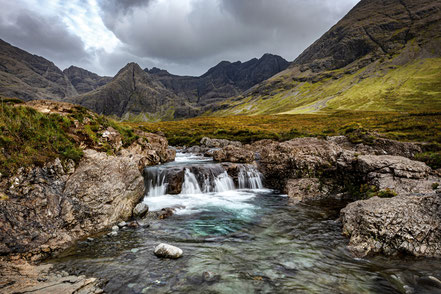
[
  {"left": 353, "top": 155, "right": 437, "bottom": 195},
  {"left": 209, "top": 135, "right": 440, "bottom": 200},
  {"left": 341, "top": 194, "right": 441, "bottom": 257},
  {"left": 0, "top": 150, "right": 145, "bottom": 258},
  {"left": 0, "top": 133, "right": 174, "bottom": 259}
]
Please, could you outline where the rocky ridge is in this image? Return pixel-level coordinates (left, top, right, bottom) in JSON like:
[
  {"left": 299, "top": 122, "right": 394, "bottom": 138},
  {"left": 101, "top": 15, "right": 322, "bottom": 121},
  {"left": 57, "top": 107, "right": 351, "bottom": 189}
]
[{"left": 146, "top": 54, "right": 289, "bottom": 108}]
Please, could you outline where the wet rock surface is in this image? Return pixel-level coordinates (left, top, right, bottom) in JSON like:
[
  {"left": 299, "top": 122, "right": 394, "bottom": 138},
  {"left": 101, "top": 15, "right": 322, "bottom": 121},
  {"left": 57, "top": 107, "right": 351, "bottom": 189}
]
[{"left": 341, "top": 193, "right": 441, "bottom": 257}]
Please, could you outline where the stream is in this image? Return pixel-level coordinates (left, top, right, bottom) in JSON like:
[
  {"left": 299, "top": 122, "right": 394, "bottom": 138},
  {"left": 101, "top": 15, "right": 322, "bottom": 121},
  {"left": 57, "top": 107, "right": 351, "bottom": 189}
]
[{"left": 52, "top": 153, "right": 441, "bottom": 294}]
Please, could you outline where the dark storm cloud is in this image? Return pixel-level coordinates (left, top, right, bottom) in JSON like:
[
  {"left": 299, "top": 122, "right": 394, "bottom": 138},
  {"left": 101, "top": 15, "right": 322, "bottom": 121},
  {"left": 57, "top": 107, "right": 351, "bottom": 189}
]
[
  {"left": 0, "top": 3, "right": 90, "bottom": 69},
  {"left": 97, "top": 0, "right": 359, "bottom": 73},
  {"left": 98, "top": 0, "right": 154, "bottom": 30}
]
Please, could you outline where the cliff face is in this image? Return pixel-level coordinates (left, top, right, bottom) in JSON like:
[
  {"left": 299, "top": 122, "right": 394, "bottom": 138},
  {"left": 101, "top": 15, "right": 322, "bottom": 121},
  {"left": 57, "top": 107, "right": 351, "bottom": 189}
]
[
  {"left": 217, "top": 0, "right": 441, "bottom": 115},
  {"left": 0, "top": 39, "right": 78, "bottom": 101}
]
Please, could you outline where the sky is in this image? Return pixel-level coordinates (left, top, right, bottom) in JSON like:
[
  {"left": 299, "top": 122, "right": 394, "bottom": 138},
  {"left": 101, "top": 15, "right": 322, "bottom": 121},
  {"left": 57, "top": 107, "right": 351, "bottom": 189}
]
[{"left": 0, "top": 0, "right": 359, "bottom": 77}]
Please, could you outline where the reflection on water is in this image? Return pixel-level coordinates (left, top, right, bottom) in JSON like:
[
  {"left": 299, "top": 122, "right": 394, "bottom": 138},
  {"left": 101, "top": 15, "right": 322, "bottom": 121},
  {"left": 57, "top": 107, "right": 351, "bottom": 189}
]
[{"left": 51, "top": 154, "right": 441, "bottom": 294}]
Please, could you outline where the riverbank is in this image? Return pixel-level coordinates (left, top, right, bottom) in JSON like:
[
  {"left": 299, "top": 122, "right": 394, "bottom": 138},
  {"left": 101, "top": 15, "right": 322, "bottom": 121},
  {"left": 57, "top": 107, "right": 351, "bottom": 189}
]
[{"left": 0, "top": 100, "right": 175, "bottom": 293}]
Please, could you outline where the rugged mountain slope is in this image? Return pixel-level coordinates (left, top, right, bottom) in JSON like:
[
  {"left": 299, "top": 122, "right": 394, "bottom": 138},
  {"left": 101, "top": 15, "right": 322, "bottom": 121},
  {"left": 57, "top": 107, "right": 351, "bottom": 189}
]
[
  {"left": 217, "top": 0, "right": 441, "bottom": 115},
  {"left": 0, "top": 39, "right": 78, "bottom": 100},
  {"left": 63, "top": 66, "right": 112, "bottom": 94},
  {"left": 68, "top": 63, "right": 195, "bottom": 120},
  {"left": 145, "top": 54, "right": 289, "bottom": 107}
]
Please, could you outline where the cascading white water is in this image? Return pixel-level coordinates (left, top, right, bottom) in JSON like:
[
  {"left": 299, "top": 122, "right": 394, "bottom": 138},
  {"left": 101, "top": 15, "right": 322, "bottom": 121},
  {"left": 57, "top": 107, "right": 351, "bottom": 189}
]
[
  {"left": 181, "top": 168, "right": 202, "bottom": 194},
  {"left": 214, "top": 171, "right": 235, "bottom": 192},
  {"left": 238, "top": 165, "right": 263, "bottom": 190},
  {"left": 143, "top": 153, "right": 266, "bottom": 214}
]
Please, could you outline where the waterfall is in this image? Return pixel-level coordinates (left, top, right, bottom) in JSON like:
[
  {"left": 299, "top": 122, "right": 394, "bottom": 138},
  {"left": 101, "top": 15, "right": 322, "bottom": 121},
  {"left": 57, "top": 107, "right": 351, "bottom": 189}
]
[
  {"left": 238, "top": 165, "right": 263, "bottom": 190},
  {"left": 214, "top": 171, "right": 235, "bottom": 193},
  {"left": 143, "top": 159, "right": 264, "bottom": 197},
  {"left": 181, "top": 168, "right": 202, "bottom": 194},
  {"left": 144, "top": 166, "right": 168, "bottom": 196}
]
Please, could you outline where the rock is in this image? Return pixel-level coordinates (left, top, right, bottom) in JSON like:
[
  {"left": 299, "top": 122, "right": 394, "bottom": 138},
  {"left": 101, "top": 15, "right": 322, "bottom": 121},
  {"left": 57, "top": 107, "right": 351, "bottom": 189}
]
[
  {"left": 340, "top": 194, "right": 441, "bottom": 257},
  {"left": 355, "top": 155, "right": 436, "bottom": 195},
  {"left": 0, "top": 259, "right": 103, "bottom": 294},
  {"left": 87, "top": 237, "right": 94, "bottom": 242},
  {"left": 133, "top": 203, "right": 149, "bottom": 218},
  {"left": 111, "top": 226, "right": 119, "bottom": 232},
  {"left": 158, "top": 208, "right": 175, "bottom": 220},
  {"left": 127, "top": 221, "right": 140, "bottom": 228},
  {"left": 200, "top": 137, "right": 242, "bottom": 148},
  {"left": 154, "top": 243, "right": 183, "bottom": 259},
  {"left": 285, "top": 178, "right": 331, "bottom": 202},
  {"left": 118, "top": 221, "right": 127, "bottom": 228},
  {"left": 107, "top": 231, "right": 118, "bottom": 237},
  {"left": 202, "top": 271, "right": 220, "bottom": 284},
  {"left": 212, "top": 145, "right": 254, "bottom": 163}
]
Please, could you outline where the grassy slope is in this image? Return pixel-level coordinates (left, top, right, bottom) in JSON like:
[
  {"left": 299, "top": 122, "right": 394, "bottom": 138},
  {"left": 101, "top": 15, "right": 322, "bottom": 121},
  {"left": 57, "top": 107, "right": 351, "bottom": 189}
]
[
  {"left": 214, "top": 44, "right": 441, "bottom": 116},
  {"left": 0, "top": 99, "right": 139, "bottom": 177}
]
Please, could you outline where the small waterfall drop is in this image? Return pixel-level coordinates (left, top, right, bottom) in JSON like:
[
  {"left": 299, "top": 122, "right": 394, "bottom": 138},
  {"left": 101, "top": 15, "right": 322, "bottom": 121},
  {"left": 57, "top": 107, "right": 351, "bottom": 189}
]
[
  {"left": 238, "top": 165, "right": 263, "bottom": 190},
  {"left": 181, "top": 168, "right": 202, "bottom": 194}
]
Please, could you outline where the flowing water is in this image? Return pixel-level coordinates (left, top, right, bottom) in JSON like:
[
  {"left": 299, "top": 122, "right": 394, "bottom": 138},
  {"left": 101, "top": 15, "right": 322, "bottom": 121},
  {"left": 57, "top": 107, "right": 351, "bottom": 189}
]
[{"left": 52, "top": 153, "right": 441, "bottom": 294}]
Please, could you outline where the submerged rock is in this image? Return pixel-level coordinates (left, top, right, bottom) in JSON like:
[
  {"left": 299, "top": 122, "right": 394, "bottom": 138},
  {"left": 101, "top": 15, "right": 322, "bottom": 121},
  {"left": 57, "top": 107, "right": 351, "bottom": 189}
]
[
  {"left": 154, "top": 243, "right": 183, "bottom": 259},
  {"left": 340, "top": 193, "right": 441, "bottom": 257},
  {"left": 133, "top": 203, "right": 149, "bottom": 218}
]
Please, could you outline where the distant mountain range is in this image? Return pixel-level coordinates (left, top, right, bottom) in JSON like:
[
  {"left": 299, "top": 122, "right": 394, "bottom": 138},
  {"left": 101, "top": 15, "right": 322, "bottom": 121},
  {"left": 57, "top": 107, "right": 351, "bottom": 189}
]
[
  {"left": 0, "top": 38, "right": 288, "bottom": 120},
  {"left": 1, "top": 0, "right": 440, "bottom": 120}
]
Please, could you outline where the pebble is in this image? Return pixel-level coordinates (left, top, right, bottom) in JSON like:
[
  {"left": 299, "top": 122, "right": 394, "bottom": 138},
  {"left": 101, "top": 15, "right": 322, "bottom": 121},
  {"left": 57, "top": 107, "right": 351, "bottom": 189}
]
[{"left": 112, "top": 225, "right": 119, "bottom": 232}]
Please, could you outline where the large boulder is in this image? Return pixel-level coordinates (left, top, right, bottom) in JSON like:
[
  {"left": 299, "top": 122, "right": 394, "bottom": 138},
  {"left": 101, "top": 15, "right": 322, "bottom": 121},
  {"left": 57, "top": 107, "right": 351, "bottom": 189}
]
[
  {"left": 0, "top": 149, "right": 146, "bottom": 259},
  {"left": 340, "top": 194, "right": 441, "bottom": 257}
]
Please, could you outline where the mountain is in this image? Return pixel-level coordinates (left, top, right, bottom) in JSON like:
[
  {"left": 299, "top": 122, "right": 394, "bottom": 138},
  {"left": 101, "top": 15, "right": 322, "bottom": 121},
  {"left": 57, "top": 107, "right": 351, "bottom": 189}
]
[
  {"left": 217, "top": 0, "right": 441, "bottom": 115},
  {"left": 63, "top": 66, "right": 112, "bottom": 94},
  {"left": 68, "top": 63, "right": 195, "bottom": 120},
  {"left": 145, "top": 54, "right": 289, "bottom": 107},
  {"left": 69, "top": 54, "right": 289, "bottom": 120},
  {"left": 0, "top": 39, "right": 78, "bottom": 100}
]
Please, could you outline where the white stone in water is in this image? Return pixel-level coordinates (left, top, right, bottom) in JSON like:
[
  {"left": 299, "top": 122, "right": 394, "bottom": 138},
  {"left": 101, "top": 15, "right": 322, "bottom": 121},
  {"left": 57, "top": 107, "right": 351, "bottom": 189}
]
[
  {"left": 118, "top": 221, "right": 127, "bottom": 228},
  {"left": 108, "top": 231, "right": 118, "bottom": 237},
  {"left": 112, "top": 225, "right": 119, "bottom": 231},
  {"left": 154, "top": 243, "right": 183, "bottom": 259}
]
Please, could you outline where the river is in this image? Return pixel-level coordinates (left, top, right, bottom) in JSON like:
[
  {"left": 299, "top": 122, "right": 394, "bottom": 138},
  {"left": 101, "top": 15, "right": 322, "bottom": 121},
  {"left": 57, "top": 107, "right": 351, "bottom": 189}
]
[{"left": 52, "top": 153, "right": 441, "bottom": 293}]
